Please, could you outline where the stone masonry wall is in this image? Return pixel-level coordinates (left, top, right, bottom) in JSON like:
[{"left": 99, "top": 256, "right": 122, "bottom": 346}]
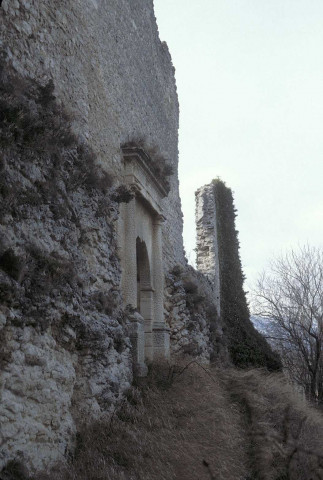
[
  {"left": 165, "top": 266, "right": 225, "bottom": 364},
  {"left": 0, "top": 1, "right": 187, "bottom": 472},
  {"left": 195, "top": 184, "right": 221, "bottom": 315},
  {"left": 0, "top": 0, "right": 185, "bottom": 271}
]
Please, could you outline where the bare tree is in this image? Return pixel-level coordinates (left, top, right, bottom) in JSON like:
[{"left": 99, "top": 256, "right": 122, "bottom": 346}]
[{"left": 252, "top": 246, "right": 323, "bottom": 403}]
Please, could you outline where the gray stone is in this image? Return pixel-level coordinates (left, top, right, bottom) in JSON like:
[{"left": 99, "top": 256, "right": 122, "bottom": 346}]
[
  {"left": 195, "top": 184, "right": 221, "bottom": 315},
  {"left": 0, "top": 1, "right": 227, "bottom": 474}
]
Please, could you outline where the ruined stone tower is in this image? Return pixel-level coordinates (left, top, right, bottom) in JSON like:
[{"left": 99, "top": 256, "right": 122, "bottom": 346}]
[{"left": 195, "top": 184, "right": 221, "bottom": 315}]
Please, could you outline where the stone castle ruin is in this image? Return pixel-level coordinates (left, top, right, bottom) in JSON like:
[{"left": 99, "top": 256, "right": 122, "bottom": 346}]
[{"left": 0, "top": 0, "right": 257, "bottom": 473}]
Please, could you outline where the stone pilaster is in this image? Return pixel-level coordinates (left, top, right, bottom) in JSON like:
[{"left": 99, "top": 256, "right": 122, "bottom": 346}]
[
  {"left": 121, "top": 197, "right": 137, "bottom": 307},
  {"left": 140, "top": 287, "right": 154, "bottom": 362},
  {"left": 152, "top": 215, "right": 170, "bottom": 359},
  {"left": 127, "top": 309, "right": 148, "bottom": 377}
]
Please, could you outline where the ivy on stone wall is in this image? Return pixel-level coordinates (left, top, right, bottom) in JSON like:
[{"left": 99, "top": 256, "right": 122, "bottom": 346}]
[{"left": 212, "top": 178, "right": 281, "bottom": 371}]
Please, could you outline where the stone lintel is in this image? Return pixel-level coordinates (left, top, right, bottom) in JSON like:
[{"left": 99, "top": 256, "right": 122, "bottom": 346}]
[{"left": 124, "top": 173, "right": 163, "bottom": 218}]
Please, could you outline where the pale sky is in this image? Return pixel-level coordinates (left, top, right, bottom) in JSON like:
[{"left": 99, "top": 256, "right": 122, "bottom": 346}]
[{"left": 154, "top": 0, "right": 323, "bottom": 292}]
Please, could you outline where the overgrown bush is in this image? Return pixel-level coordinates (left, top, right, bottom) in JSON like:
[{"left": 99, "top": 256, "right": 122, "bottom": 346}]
[
  {"left": 212, "top": 178, "right": 282, "bottom": 371},
  {"left": 182, "top": 274, "right": 205, "bottom": 310},
  {"left": 110, "top": 184, "right": 134, "bottom": 204},
  {"left": 90, "top": 289, "right": 119, "bottom": 316},
  {"left": 0, "top": 248, "right": 24, "bottom": 282},
  {"left": 0, "top": 460, "right": 30, "bottom": 480}
]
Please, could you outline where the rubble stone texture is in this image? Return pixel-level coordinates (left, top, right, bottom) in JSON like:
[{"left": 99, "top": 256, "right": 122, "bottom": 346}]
[
  {"left": 164, "top": 267, "right": 222, "bottom": 363},
  {"left": 195, "top": 184, "right": 221, "bottom": 315},
  {"left": 0, "top": 86, "right": 133, "bottom": 470},
  {"left": 0, "top": 0, "right": 185, "bottom": 270}
]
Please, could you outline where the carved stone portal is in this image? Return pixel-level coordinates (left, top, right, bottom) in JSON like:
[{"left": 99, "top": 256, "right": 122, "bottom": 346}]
[{"left": 119, "top": 146, "right": 170, "bottom": 374}]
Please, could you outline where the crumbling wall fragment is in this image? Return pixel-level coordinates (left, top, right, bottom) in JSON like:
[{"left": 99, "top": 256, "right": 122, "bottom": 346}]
[
  {"left": 164, "top": 266, "right": 225, "bottom": 363},
  {"left": 195, "top": 184, "right": 221, "bottom": 315}
]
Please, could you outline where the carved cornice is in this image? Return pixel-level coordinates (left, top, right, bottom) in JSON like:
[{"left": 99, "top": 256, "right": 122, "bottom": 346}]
[{"left": 121, "top": 146, "right": 169, "bottom": 198}]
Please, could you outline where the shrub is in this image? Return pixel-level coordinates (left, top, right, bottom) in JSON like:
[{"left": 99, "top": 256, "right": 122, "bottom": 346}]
[
  {"left": 0, "top": 249, "right": 25, "bottom": 282},
  {"left": 182, "top": 276, "right": 198, "bottom": 295},
  {"left": 111, "top": 184, "right": 134, "bottom": 203},
  {"left": 0, "top": 460, "right": 30, "bottom": 480},
  {"left": 180, "top": 274, "right": 207, "bottom": 313},
  {"left": 143, "top": 361, "right": 177, "bottom": 390},
  {"left": 90, "top": 289, "right": 119, "bottom": 316},
  {"left": 170, "top": 264, "right": 183, "bottom": 277}
]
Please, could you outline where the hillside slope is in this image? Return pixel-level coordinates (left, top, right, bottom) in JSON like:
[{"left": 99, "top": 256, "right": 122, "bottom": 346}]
[{"left": 4, "top": 363, "right": 321, "bottom": 480}]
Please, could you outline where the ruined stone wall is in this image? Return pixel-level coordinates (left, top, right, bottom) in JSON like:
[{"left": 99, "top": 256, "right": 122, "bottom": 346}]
[
  {"left": 195, "top": 184, "right": 221, "bottom": 315},
  {"left": 0, "top": 2, "right": 227, "bottom": 474},
  {"left": 0, "top": 0, "right": 185, "bottom": 270},
  {"left": 0, "top": 1, "right": 186, "bottom": 472},
  {"left": 164, "top": 265, "right": 225, "bottom": 364}
]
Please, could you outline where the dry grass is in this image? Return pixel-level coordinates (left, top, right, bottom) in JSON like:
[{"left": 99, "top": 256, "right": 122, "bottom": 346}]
[
  {"left": 33, "top": 363, "right": 246, "bottom": 480},
  {"left": 19, "top": 364, "right": 323, "bottom": 480},
  {"left": 221, "top": 368, "right": 323, "bottom": 480}
]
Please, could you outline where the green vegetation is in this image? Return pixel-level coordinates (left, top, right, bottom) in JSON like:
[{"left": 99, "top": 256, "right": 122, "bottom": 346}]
[{"left": 212, "top": 178, "right": 282, "bottom": 371}]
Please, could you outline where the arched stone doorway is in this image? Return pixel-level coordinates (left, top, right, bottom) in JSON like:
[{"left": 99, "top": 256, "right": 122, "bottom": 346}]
[{"left": 119, "top": 145, "right": 170, "bottom": 374}]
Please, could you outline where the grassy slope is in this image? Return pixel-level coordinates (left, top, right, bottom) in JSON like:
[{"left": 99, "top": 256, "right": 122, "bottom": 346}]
[{"left": 21, "top": 363, "right": 322, "bottom": 480}]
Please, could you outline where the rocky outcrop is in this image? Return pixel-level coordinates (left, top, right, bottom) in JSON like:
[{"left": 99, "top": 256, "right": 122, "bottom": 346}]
[{"left": 0, "top": 68, "right": 132, "bottom": 471}]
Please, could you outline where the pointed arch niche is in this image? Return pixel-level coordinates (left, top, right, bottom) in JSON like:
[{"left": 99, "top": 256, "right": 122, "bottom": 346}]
[{"left": 119, "top": 146, "right": 170, "bottom": 373}]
